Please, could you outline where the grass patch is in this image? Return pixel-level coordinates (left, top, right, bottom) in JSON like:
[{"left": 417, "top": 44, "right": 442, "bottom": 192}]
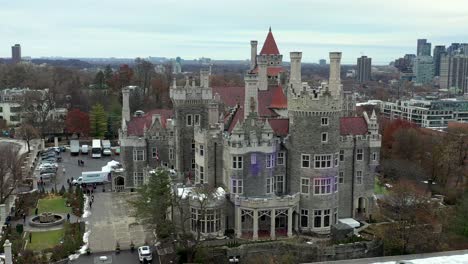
[
  {"left": 374, "top": 177, "right": 388, "bottom": 195},
  {"left": 31, "top": 196, "right": 71, "bottom": 215},
  {"left": 27, "top": 229, "right": 65, "bottom": 251}
]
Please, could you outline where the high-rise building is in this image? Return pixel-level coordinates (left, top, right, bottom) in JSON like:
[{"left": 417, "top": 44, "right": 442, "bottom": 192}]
[
  {"left": 417, "top": 39, "right": 431, "bottom": 56},
  {"left": 440, "top": 54, "right": 468, "bottom": 94},
  {"left": 413, "top": 56, "right": 434, "bottom": 85},
  {"left": 319, "top": 59, "right": 326, "bottom": 66},
  {"left": 11, "top": 44, "right": 21, "bottom": 64},
  {"left": 433, "top": 45, "right": 446, "bottom": 77},
  {"left": 356, "top": 56, "right": 372, "bottom": 83}
]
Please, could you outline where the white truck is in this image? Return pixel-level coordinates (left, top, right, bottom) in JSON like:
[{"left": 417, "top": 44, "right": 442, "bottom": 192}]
[
  {"left": 70, "top": 140, "right": 80, "bottom": 156},
  {"left": 72, "top": 171, "right": 110, "bottom": 185},
  {"left": 102, "top": 140, "right": 112, "bottom": 156}
]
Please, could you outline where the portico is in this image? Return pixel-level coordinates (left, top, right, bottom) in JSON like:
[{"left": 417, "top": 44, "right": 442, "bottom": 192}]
[{"left": 234, "top": 193, "right": 299, "bottom": 240}]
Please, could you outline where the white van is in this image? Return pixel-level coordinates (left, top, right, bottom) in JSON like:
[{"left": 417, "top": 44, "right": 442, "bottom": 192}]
[{"left": 81, "top": 145, "right": 89, "bottom": 154}]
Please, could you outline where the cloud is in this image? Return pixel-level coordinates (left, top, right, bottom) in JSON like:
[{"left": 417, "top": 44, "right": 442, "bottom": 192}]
[{"left": 0, "top": 0, "right": 467, "bottom": 64}]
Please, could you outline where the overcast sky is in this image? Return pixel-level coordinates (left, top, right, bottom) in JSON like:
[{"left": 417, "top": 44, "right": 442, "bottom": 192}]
[{"left": 1, "top": 0, "right": 468, "bottom": 64}]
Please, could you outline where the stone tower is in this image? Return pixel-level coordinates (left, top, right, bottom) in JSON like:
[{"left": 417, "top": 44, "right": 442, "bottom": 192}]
[
  {"left": 170, "top": 71, "right": 219, "bottom": 175},
  {"left": 287, "top": 52, "right": 343, "bottom": 233}
]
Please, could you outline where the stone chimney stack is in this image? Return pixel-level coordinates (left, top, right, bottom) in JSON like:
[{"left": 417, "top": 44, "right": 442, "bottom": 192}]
[
  {"left": 250, "top": 40, "right": 258, "bottom": 70},
  {"left": 122, "top": 87, "right": 131, "bottom": 123},
  {"left": 289, "top": 52, "right": 302, "bottom": 94},
  {"left": 4, "top": 239, "right": 12, "bottom": 264},
  {"left": 244, "top": 73, "right": 259, "bottom": 119},
  {"left": 200, "top": 69, "right": 210, "bottom": 88},
  {"left": 257, "top": 55, "right": 268, "bottom": 91},
  {"left": 329, "top": 52, "right": 342, "bottom": 97}
]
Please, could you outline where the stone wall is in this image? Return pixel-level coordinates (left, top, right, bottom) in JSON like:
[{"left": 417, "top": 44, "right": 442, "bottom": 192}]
[{"left": 210, "top": 240, "right": 383, "bottom": 263}]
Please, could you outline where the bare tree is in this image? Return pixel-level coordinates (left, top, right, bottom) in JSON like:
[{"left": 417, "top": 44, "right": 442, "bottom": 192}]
[
  {"left": 0, "top": 144, "right": 22, "bottom": 204},
  {"left": 22, "top": 89, "right": 56, "bottom": 138},
  {"left": 17, "top": 123, "right": 39, "bottom": 153}
]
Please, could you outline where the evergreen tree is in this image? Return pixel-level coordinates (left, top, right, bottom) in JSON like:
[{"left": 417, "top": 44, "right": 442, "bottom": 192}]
[
  {"left": 89, "top": 103, "right": 108, "bottom": 138},
  {"left": 104, "top": 65, "right": 113, "bottom": 82},
  {"left": 94, "top": 71, "right": 105, "bottom": 89}
]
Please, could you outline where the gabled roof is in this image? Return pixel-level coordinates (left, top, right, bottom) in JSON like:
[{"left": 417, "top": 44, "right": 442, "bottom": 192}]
[
  {"left": 259, "top": 29, "right": 280, "bottom": 55},
  {"left": 127, "top": 109, "right": 174, "bottom": 136},
  {"left": 269, "top": 86, "right": 287, "bottom": 109},
  {"left": 340, "top": 117, "right": 368, "bottom": 136},
  {"left": 268, "top": 119, "right": 289, "bottom": 136}
]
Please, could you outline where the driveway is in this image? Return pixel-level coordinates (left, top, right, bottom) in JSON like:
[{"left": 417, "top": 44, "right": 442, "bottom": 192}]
[{"left": 87, "top": 191, "right": 153, "bottom": 252}]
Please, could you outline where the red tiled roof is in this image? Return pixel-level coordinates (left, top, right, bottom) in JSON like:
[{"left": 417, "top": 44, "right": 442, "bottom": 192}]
[
  {"left": 259, "top": 30, "right": 280, "bottom": 55},
  {"left": 268, "top": 119, "right": 289, "bottom": 136},
  {"left": 340, "top": 117, "right": 368, "bottom": 136},
  {"left": 258, "top": 89, "right": 280, "bottom": 117},
  {"left": 127, "top": 109, "right": 174, "bottom": 136},
  {"left": 212, "top": 87, "right": 244, "bottom": 108},
  {"left": 252, "top": 66, "right": 284, "bottom": 76},
  {"left": 227, "top": 106, "right": 244, "bottom": 133},
  {"left": 269, "top": 86, "right": 287, "bottom": 109}
]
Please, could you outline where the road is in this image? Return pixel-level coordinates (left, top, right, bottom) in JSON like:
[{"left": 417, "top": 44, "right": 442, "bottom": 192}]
[{"left": 70, "top": 250, "right": 159, "bottom": 264}]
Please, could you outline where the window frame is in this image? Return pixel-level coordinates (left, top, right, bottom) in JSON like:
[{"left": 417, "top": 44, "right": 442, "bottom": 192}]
[
  {"left": 194, "top": 114, "right": 200, "bottom": 126},
  {"left": 186, "top": 114, "right": 193, "bottom": 126},
  {"left": 356, "top": 149, "right": 364, "bottom": 161},
  {"left": 133, "top": 172, "right": 144, "bottom": 187},
  {"left": 266, "top": 154, "right": 274, "bottom": 168},
  {"left": 339, "top": 150, "right": 344, "bottom": 162},
  {"left": 313, "top": 178, "right": 333, "bottom": 195},
  {"left": 301, "top": 209, "right": 309, "bottom": 228},
  {"left": 277, "top": 152, "right": 285, "bottom": 166},
  {"left": 301, "top": 177, "right": 310, "bottom": 194},
  {"left": 232, "top": 156, "right": 243, "bottom": 170},
  {"left": 321, "top": 117, "right": 329, "bottom": 126},
  {"left": 301, "top": 154, "right": 310, "bottom": 168},
  {"left": 314, "top": 154, "right": 332, "bottom": 169},
  {"left": 339, "top": 171, "right": 344, "bottom": 184},
  {"left": 321, "top": 132, "right": 328, "bottom": 143},
  {"left": 356, "top": 171, "right": 363, "bottom": 184},
  {"left": 133, "top": 149, "right": 145, "bottom": 161}
]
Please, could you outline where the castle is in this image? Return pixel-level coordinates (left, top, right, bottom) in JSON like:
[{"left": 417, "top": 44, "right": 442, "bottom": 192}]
[{"left": 118, "top": 29, "right": 381, "bottom": 239}]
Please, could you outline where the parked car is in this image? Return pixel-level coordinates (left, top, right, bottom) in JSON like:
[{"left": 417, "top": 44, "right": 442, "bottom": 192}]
[
  {"left": 39, "top": 173, "right": 55, "bottom": 181},
  {"left": 39, "top": 163, "right": 58, "bottom": 170},
  {"left": 138, "top": 246, "right": 152, "bottom": 263},
  {"left": 40, "top": 168, "right": 57, "bottom": 175},
  {"left": 103, "top": 149, "right": 112, "bottom": 156},
  {"left": 81, "top": 145, "right": 89, "bottom": 154},
  {"left": 114, "top": 147, "right": 120, "bottom": 155}
]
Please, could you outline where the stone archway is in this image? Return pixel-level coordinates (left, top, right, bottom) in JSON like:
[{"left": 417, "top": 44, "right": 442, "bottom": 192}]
[{"left": 114, "top": 176, "right": 125, "bottom": 192}]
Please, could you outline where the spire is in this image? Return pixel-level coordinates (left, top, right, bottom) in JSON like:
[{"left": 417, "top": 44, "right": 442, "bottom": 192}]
[
  {"left": 371, "top": 109, "right": 377, "bottom": 120},
  {"left": 259, "top": 29, "right": 280, "bottom": 55}
]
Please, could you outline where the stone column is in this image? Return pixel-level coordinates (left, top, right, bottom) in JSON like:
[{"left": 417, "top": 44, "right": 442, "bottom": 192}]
[
  {"left": 270, "top": 208, "right": 276, "bottom": 240},
  {"left": 235, "top": 207, "right": 242, "bottom": 239},
  {"left": 4, "top": 239, "right": 12, "bottom": 264},
  {"left": 287, "top": 208, "right": 293, "bottom": 237},
  {"left": 253, "top": 209, "right": 258, "bottom": 240}
]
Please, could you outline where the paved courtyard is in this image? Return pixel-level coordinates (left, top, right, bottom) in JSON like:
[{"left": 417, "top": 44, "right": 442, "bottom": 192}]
[
  {"left": 87, "top": 191, "right": 153, "bottom": 252},
  {"left": 71, "top": 250, "right": 158, "bottom": 264}
]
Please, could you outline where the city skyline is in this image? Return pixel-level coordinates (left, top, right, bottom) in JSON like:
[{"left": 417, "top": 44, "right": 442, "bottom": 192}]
[{"left": 1, "top": 0, "right": 468, "bottom": 64}]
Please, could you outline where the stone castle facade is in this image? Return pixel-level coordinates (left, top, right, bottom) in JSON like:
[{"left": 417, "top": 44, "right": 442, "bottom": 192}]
[{"left": 118, "top": 29, "right": 381, "bottom": 240}]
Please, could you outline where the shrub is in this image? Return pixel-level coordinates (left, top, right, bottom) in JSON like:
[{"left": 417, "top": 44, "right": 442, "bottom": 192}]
[{"left": 59, "top": 185, "right": 66, "bottom": 196}]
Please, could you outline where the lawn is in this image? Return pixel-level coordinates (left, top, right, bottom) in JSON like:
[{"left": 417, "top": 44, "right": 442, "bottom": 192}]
[
  {"left": 32, "top": 196, "right": 71, "bottom": 214},
  {"left": 374, "top": 177, "right": 388, "bottom": 195},
  {"left": 27, "top": 229, "right": 64, "bottom": 251}
]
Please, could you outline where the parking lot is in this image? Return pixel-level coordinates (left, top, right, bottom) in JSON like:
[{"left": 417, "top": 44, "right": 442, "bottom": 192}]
[
  {"left": 34, "top": 145, "right": 155, "bottom": 263},
  {"left": 35, "top": 147, "right": 117, "bottom": 192}
]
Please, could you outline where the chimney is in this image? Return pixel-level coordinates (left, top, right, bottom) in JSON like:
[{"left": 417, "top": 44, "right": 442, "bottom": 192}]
[
  {"left": 250, "top": 40, "right": 258, "bottom": 70},
  {"left": 122, "top": 87, "right": 131, "bottom": 123},
  {"left": 289, "top": 52, "right": 302, "bottom": 94},
  {"left": 257, "top": 55, "right": 268, "bottom": 91},
  {"left": 200, "top": 69, "right": 210, "bottom": 88},
  {"left": 244, "top": 73, "right": 259, "bottom": 119},
  {"left": 329, "top": 52, "right": 342, "bottom": 97},
  {"left": 208, "top": 102, "right": 218, "bottom": 125}
]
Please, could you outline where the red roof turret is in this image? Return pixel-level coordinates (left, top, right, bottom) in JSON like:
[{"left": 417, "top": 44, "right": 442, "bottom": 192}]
[{"left": 259, "top": 28, "right": 280, "bottom": 55}]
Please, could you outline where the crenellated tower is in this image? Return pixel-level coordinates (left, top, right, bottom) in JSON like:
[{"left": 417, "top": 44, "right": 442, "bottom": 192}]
[
  {"left": 170, "top": 70, "right": 220, "bottom": 175},
  {"left": 287, "top": 52, "right": 343, "bottom": 233}
]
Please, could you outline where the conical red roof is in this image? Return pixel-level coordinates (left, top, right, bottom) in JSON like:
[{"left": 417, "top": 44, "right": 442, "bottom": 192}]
[{"left": 259, "top": 29, "right": 280, "bottom": 55}]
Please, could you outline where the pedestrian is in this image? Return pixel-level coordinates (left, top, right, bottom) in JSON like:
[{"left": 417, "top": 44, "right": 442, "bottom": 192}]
[
  {"left": 67, "top": 213, "right": 70, "bottom": 222},
  {"left": 22, "top": 213, "right": 26, "bottom": 224},
  {"left": 67, "top": 179, "right": 70, "bottom": 184},
  {"left": 78, "top": 159, "right": 80, "bottom": 166},
  {"left": 35, "top": 207, "right": 38, "bottom": 216},
  {"left": 89, "top": 201, "right": 92, "bottom": 209},
  {"left": 62, "top": 167, "right": 66, "bottom": 175},
  {"left": 81, "top": 160, "right": 85, "bottom": 166},
  {"left": 91, "top": 195, "right": 94, "bottom": 202},
  {"left": 29, "top": 232, "right": 32, "bottom": 243}
]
